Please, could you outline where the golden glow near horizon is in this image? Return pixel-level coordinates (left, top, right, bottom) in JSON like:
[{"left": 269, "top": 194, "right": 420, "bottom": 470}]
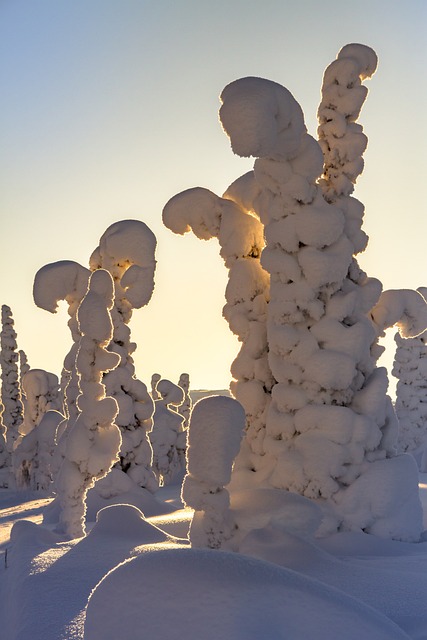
[{"left": 1, "top": 1, "right": 426, "bottom": 392}]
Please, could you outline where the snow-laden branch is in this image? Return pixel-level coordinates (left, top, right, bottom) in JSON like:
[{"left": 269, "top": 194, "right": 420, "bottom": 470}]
[
  {"left": 371, "top": 289, "right": 427, "bottom": 338},
  {"left": 33, "top": 260, "right": 91, "bottom": 423},
  {"left": 33, "top": 260, "right": 90, "bottom": 319},
  {"left": 318, "top": 43, "right": 377, "bottom": 253}
]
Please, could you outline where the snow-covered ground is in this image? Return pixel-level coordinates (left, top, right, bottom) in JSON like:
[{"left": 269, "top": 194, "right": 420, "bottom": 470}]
[{"left": 1, "top": 478, "right": 427, "bottom": 640}]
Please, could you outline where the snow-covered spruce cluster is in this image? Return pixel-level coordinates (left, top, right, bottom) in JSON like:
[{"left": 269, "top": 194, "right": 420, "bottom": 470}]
[{"left": 164, "top": 43, "right": 424, "bottom": 541}]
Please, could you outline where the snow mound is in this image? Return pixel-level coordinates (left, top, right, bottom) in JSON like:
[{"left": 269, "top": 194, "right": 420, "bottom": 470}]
[
  {"left": 88, "top": 504, "right": 169, "bottom": 543},
  {"left": 10, "top": 519, "right": 63, "bottom": 546},
  {"left": 85, "top": 548, "right": 410, "bottom": 640},
  {"left": 229, "top": 488, "right": 322, "bottom": 540}
]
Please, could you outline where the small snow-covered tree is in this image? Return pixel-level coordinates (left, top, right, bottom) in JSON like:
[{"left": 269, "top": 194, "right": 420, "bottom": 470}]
[
  {"left": 0, "top": 305, "right": 24, "bottom": 454},
  {"left": 19, "top": 369, "right": 62, "bottom": 437},
  {"left": 18, "top": 350, "right": 30, "bottom": 393},
  {"left": 56, "top": 269, "right": 121, "bottom": 538},
  {"left": 89, "top": 220, "right": 157, "bottom": 491},
  {"left": 393, "top": 331, "right": 427, "bottom": 464},
  {"left": 150, "top": 379, "right": 185, "bottom": 486},
  {"left": 14, "top": 369, "right": 63, "bottom": 487},
  {"left": 182, "top": 395, "right": 245, "bottom": 549},
  {"left": 151, "top": 373, "right": 161, "bottom": 400},
  {"left": 14, "top": 410, "right": 64, "bottom": 491},
  {"left": 384, "top": 286, "right": 427, "bottom": 468},
  {"left": 177, "top": 372, "right": 192, "bottom": 428}
]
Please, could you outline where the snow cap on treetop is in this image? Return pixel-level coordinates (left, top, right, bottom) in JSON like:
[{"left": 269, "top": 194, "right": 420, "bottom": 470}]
[
  {"left": 219, "top": 77, "right": 306, "bottom": 161},
  {"left": 337, "top": 44, "right": 378, "bottom": 80},
  {"left": 33, "top": 260, "right": 90, "bottom": 313},
  {"left": 156, "top": 379, "right": 184, "bottom": 407},
  {"left": 90, "top": 220, "right": 157, "bottom": 308}
]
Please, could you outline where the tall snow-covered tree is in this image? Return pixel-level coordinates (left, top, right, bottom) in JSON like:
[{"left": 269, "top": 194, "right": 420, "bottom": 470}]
[
  {"left": 34, "top": 220, "right": 158, "bottom": 493},
  {"left": 89, "top": 220, "right": 158, "bottom": 492},
  {"left": 166, "top": 44, "right": 422, "bottom": 541},
  {"left": 217, "top": 46, "right": 422, "bottom": 541},
  {"left": 56, "top": 269, "right": 121, "bottom": 538},
  {"left": 0, "top": 305, "right": 24, "bottom": 454}
]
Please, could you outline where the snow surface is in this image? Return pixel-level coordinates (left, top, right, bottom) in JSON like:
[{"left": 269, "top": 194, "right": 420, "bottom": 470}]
[{"left": 1, "top": 479, "right": 427, "bottom": 639}]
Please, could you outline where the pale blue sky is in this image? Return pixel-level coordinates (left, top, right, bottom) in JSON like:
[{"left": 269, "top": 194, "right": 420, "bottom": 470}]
[{"left": 1, "top": 0, "right": 426, "bottom": 390}]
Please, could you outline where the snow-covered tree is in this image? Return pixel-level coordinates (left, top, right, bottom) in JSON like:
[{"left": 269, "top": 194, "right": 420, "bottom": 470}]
[
  {"left": 56, "top": 269, "right": 121, "bottom": 538},
  {"left": 163, "top": 186, "right": 272, "bottom": 461},
  {"left": 19, "top": 369, "right": 62, "bottom": 437},
  {"left": 150, "top": 379, "right": 185, "bottom": 486},
  {"left": 0, "top": 305, "right": 24, "bottom": 454},
  {"left": 89, "top": 220, "right": 157, "bottom": 491},
  {"left": 386, "top": 287, "right": 427, "bottom": 468},
  {"left": 177, "top": 373, "right": 192, "bottom": 428},
  {"left": 167, "top": 44, "right": 422, "bottom": 541},
  {"left": 14, "top": 410, "right": 64, "bottom": 491},
  {"left": 182, "top": 395, "right": 245, "bottom": 549},
  {"left": 18, "top": 350, "right": 30, "bottom": 394},
  {"left": 393, "top": 331, "right": 427, "bottom": 464},
  {"left": 151, "top": 373, "right": 161, "bottom": 400},
  {"left": 217, "top": 47, "right": 423, "bottom": 540},
  {"left": 34, "top": 221, "right": 158, "bottom": 493}
]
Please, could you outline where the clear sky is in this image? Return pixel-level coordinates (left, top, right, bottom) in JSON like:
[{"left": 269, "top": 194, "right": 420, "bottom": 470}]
[{"left": 1, "top": 0, "right": 426, "bottom": 393}]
